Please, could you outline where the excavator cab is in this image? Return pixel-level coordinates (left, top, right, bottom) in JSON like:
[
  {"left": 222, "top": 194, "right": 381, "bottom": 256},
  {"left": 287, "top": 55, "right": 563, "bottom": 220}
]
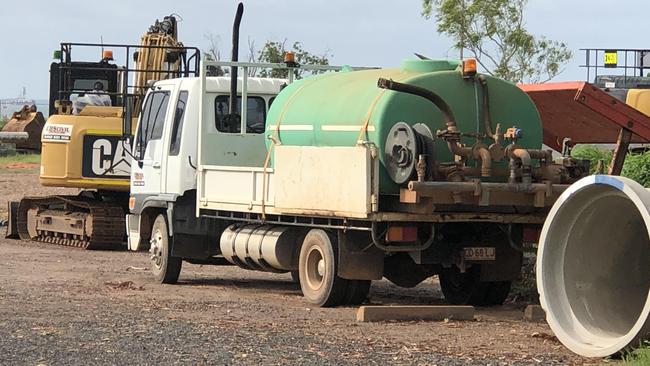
[{"left": 48, "top": 48, "right": 120, "bottom": 117}]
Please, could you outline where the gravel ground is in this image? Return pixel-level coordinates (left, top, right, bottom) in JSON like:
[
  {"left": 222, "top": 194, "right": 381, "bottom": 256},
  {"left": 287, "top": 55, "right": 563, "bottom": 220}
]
[{"left": 0, "top": 172, "right": 593, "bottom": 365}]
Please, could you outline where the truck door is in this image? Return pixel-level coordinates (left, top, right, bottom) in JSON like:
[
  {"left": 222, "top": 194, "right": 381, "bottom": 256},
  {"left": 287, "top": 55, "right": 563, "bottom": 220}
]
[{"left": 132, "top": 85, "right": 174, "bottom": 196}]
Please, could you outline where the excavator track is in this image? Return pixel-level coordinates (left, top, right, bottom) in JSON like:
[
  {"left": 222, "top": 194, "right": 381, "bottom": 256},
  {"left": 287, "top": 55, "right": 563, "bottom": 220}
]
[{"left": 16, "top": 195, "right": 125, "bottom": 250}]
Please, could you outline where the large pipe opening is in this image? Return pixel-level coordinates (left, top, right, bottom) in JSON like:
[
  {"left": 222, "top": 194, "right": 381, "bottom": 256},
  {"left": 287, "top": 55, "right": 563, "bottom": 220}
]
[{"left": 537, "top": 175, "right": 650, "bottom": 357}]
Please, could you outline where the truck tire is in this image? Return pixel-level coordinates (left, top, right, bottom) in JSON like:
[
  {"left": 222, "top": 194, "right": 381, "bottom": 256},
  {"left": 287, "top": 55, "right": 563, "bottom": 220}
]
[
  {"left": 290, "top": 270, "right": 300, "bottom": 284},
  {"left": 344, "top": 280, "right": 371, "bottom": 305},
  {"left": 483, "top": 281, "right": 511, "bottom": 306},
  {"left": 439, "top": 265, "right": 510, "bottom": 306},
  {"left": 150, "top": 214, "right": 182, "bottom": 284},
  {"left": 298, "top": 229, "right": 349, "bottom": 307}
]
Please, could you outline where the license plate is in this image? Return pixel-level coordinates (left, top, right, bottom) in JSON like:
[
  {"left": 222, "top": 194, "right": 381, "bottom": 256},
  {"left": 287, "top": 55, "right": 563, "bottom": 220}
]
[{"left": 463, "top": 247, "right": 496, "bottom": 261}]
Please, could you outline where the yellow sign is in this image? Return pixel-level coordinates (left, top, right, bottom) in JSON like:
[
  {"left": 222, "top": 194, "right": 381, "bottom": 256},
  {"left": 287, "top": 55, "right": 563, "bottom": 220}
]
[{"left": 605, "top": 50, "right": 618, "bottom": 68}]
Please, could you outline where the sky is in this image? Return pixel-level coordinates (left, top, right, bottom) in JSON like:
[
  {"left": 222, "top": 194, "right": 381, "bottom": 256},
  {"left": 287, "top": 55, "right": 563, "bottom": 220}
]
[{"left": 1, "top": 0, "right": 648, "bottom": 99}]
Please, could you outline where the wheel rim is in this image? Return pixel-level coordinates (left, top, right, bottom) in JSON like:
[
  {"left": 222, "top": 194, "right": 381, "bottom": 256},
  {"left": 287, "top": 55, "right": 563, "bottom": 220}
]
[
  {"left": 149, "top": 229, "right": 164, "bottom": 270},
  {"left": 304, "top": 245, "right": 326, "bottom": 291}
]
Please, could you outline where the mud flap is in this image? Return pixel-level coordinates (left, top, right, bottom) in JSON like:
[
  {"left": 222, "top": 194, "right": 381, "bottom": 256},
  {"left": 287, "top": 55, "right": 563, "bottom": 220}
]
[
  {"left": 5, "top": 201, "right": 19, "bottom": 239},
  {"left": 479, "top": 225, "right": 524, "bottom": 282},
  {"left": 337, "top": 230, "right": 384, "bottom": 281}
]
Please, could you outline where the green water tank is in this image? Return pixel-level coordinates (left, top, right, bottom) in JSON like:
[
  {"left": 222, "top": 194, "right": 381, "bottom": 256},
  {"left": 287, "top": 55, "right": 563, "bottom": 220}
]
[{"left": 266, "top": 59, "right": 542, "bottom": 194}]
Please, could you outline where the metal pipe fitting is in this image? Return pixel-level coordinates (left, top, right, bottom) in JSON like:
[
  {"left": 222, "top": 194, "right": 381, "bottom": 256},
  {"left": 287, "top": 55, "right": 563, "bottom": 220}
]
[
  {"left": 508, "top": 147, "right": 532, "bottom": 186},
  {"left": 513, "top": 148, "right": 532, "bottom": 185},
  {"left": 473, "top": 145, "right": 492, "bottom": 177},
  {"left": 447, "top": 141, "right": 472, "bottom": 158},
  {"left": 508, "top": 157, "right": 518, "bottom": 184},
  {"left": 527, "top": 149, "right": 553, "bottom": 162},
  {"left": 446, "top": 142, "right": 492, "bottom": 177}
]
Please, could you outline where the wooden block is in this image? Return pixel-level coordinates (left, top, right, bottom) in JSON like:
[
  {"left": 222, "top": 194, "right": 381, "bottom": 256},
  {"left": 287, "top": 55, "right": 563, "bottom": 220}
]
[
  {"left": 356, "top": 305, "right": 475, "bottom": 322},
  {"left": 399, "top": 188, "right": 419, "bottom": 204},
  {"left": 524, "top": 305, "right": 546, "bottom": 321}
]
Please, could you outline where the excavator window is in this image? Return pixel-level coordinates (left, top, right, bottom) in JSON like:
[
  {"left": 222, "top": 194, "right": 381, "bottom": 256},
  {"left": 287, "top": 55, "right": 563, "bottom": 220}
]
[
  {"left": 72, "top": 79, "right": 109, "bottom": 92},
  {"left": 49, "top": 59, "right": 119, "bottom": 116}
]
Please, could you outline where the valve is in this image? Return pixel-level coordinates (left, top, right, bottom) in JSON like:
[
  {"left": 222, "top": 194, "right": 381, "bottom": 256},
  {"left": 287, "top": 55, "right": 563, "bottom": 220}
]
[{"left": 504, "top": 126, "right": 523, "bottom": 141}]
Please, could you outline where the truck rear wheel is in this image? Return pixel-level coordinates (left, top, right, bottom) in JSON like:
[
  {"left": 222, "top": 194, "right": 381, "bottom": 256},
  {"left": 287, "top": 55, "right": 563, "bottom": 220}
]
[
  {"left": 298, "top": 229, "right": 349, "bottom": 307},
  {"left": 439, "top": 265, "right": 510, "bottom": 306},
  {"left": 150, "top": 214, "right": 182, "bottom": 284},
  {"left": 344, "top": 280, "right": 371, "bottom": 305}
]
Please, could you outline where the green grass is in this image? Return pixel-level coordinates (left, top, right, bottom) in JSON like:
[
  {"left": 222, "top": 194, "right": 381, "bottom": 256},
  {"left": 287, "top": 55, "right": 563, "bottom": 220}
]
[
  {"left": 622, "top": 342, "right": 650, "bottom": 365},
  {"left": 0, "top": 153, "right": 41, "bottom": 165},
  {"left": 0, "top": 153, "right": 41, "bottom": 172}
]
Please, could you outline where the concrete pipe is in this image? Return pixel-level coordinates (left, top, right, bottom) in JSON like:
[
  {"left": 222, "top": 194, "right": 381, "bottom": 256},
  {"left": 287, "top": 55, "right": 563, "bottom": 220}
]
[
  {"left": 537, "top": 175, "right": 650, "bottom": 357},
  {"left": 0, "top": 132, "right": 29, "bottom": 141}
]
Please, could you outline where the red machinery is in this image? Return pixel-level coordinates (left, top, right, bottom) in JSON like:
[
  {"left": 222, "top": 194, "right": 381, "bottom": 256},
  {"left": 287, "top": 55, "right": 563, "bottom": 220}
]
[{"left": 520, "top": 81, "right": 650, "bottom": 174}]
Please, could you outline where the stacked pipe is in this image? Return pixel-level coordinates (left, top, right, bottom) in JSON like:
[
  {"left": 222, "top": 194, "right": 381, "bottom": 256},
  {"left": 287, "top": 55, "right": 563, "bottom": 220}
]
[{"left": 537, "top": 175, "right": 650, "bottom": 357}]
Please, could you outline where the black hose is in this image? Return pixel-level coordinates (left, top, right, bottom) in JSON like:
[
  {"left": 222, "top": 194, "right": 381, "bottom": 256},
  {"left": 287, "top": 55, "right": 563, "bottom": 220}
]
[
  {"left": 377, "top": 78, "right": 456, "bottom": 128},
  {"left": 478, "top": 75, "right": 494, "bottom": 138}
]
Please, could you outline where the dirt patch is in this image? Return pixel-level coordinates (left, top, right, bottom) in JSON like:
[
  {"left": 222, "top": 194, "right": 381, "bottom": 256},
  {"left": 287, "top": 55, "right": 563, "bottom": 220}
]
[
  {"left": 2, "top": 162, "right": 40, "bottom": 170},
  {"left": 0, "top": 171, "right": 76, "bottom": 216},
  {"left": 104, "top": 280, "right": 145, "bottom": 291}
]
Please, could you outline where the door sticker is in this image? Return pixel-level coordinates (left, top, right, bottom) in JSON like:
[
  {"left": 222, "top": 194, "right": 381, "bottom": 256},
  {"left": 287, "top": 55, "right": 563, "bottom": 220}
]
[
  {"left": 133, "top": 172, "right": 145, "bottom": 186},
  {"left": 42, "top": 124, "right": 73, "bottom": 142}
]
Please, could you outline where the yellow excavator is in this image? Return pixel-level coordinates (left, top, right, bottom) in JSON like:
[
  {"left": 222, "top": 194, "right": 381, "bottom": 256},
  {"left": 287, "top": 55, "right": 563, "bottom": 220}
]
[{"left": 7, "top": 15, "right": 200, "bottom": 249}]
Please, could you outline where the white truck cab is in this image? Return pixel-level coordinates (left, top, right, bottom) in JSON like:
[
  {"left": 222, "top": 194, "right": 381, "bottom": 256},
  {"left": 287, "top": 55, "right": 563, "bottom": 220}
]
[{"left": 126, "top": 76, "right": 286, "bottom": 261}]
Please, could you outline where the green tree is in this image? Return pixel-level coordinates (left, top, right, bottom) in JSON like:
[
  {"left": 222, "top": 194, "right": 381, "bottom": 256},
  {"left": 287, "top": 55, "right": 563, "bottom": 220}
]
[
  {"left": 203, "top": 35, "right": 331, "bottom": 79},
  {"left": 254, "top": 40, "right": 331, "bottom": 79},
  {"left": 204, "top": 33, "right": 225, "bottom": 76},
  {"left": 422, "top": 0, "right": 572, "bottom": 83},
  {"left": 572, "top": 145, "right": 650, "bottom": 188},
  {"left": 571, "top": 145, "right": 612, "bottom": 175},
  {"left": 622, "top": 152, "right": 650, "bottom": 187}
]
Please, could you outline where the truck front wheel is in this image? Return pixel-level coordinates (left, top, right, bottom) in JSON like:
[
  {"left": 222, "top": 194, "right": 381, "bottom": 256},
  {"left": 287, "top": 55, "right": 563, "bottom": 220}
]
[{"left": 150, "top": 214, "right": 182, "bottom": 284}]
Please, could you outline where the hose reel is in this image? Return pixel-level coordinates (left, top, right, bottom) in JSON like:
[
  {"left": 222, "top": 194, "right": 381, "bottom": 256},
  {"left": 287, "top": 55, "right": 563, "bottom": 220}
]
[{"left": 384, "top": 122, "right": 434, "bottom": 184}]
